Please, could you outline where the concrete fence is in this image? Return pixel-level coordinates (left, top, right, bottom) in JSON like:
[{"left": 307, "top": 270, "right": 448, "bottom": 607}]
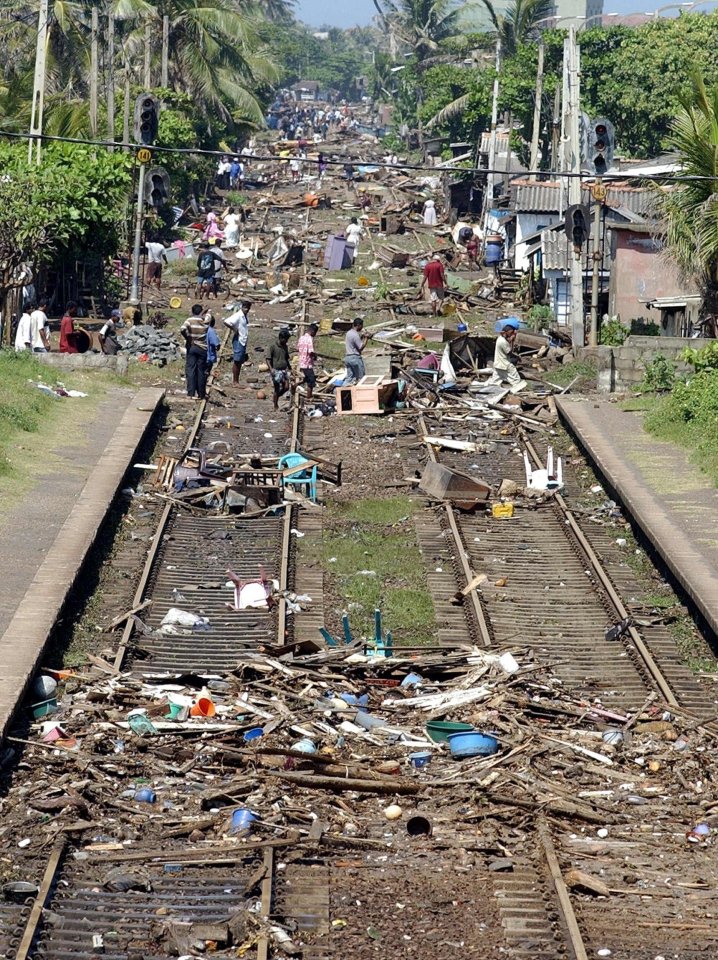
[{"left": 576, "top": 336, "right": 714, "bottom": 393}]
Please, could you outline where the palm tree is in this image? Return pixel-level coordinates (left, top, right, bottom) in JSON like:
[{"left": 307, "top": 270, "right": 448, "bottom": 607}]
[
  {"left": 128, "top": 0, "right": 278, "bottom": 126},
  {"left": 656, "top": 72, "right": 718, "bottom": 317},
  {"left": 477, "top": 0, "right": 552, "bottom": 57},
  {"left": 372, "top": 0, "right": 465, "bottom": 62}
]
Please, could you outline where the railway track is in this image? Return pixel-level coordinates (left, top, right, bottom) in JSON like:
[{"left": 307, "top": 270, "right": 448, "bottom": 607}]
[{"left": 4, "top": 161, "right": 718, "bottom": 960}]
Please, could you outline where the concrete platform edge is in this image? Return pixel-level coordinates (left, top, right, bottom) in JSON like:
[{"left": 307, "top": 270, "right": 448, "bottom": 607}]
[
  {"left": 556, "top": 397, "right": 718, "bottom": 640},
  {"left": 0, "top": 387, "right": 165, "bottom": 743}
]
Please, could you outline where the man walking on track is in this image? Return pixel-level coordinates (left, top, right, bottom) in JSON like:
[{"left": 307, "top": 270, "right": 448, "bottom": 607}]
[
  {"left": 224, "top": 300, "right": 251, "bottom": 385},
  {"left": 420, "top": 253, "right": 446, "bottom": 317},
  {"left": 181, "top": 303, "right": 210, "bottom": 399}
]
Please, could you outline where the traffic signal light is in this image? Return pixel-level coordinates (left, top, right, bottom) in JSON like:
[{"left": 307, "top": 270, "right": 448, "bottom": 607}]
[
  {"left": 146, "top": 167, "right": 170, "bottom": 207},
  {"left": 588, "top": 118, "right": 614, "bottom": 176},
  {"left": 133, "top": 93, "right": 160, "bottom": 146},
  {"left": 565, "top": 204, "right": 590, "bottom": 257}
]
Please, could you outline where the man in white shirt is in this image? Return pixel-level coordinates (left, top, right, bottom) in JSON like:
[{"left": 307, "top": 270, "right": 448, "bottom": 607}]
[
  {"left": 14, "top": 309, "right": 32, "bottom": 352},
  {"left": 224, "top": 300, "right": 251, "bottom": 384},
  {"left": 30, "top": 299, "right": 51, "bottom": 352},
  {"left": 487, "top": 325, "right": 526, "bottom": 393},
  {"left": 145, "top": 240, "right": 168, "bottom": 291}
]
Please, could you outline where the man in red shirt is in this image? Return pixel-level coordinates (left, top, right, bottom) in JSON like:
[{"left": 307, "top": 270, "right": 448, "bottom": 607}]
[
  {"left": 420, "top": 254, "right": 446, "bottom": 316},
  {"left": 59, "top": 301, "right": 79, "bottom": 354}
]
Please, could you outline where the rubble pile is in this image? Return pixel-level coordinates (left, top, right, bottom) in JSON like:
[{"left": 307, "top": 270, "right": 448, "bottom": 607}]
[
  {"left": 119, "top": 324, "right": 181, "bottom": 363},
  {"left": 7, "top": 644, "right": 718, "bottom": 922}
]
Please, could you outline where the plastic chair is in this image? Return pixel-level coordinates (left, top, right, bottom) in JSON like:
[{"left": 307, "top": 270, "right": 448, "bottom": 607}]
[{"left": 278, "top": 453, "right": 317, "bottom": 502}]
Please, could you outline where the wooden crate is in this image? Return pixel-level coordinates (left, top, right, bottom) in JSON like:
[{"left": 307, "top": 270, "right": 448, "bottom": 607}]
[{"left": 336, "top": 376, "right": 398, "bottom": 415}]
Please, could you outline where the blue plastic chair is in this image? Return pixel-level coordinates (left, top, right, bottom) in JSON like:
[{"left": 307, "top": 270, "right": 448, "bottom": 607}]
[{"left": 278, "top": 452, "right": 318, "bottom": 502}]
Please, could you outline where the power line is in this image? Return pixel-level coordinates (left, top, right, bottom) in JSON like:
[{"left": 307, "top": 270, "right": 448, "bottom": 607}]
[{"left": 0, "top": 126, "right": 709, "bottom": 185}]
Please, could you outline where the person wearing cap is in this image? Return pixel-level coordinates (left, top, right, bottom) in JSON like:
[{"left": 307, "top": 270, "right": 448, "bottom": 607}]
[
  {"left": 100, "top": 310, "right": 122, "bottom": 355},
  {"left": 297, "top": 322, "right": 319, "bottom": 400},
  {"left": 420, "top": 253, "right": 446, "bottom": 317},
  {"left": 267, "top": 328, "right": 291, "bottom": 410},
  {"left": 487, "top": 325, "right": 526, "bottom": 393}
]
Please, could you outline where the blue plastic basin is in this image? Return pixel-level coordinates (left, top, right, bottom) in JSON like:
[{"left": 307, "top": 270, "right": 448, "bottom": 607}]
[{"left": 447, "top": 730, "right": 499, "bottom": 758}]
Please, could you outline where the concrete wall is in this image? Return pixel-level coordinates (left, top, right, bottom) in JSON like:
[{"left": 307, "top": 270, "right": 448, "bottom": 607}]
[
  {"left": 576, "top": 336, "right": 714, "bottom": 393},
  {"left": 39, "top": 352, "right": 129, "bottom": 375},
  {"left": 609, "top": 230, "right": 698, "bottom": 327}
]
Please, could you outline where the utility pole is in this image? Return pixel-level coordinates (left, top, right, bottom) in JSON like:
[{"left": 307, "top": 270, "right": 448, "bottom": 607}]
[
  {"left": 563, "top": 26, "right": 585, "bottom": 347},
  {"left": 589, "top": 180, "right": 607, "bottom": 346},
  {"left": 144, "top": 21, "right": 151, "bottom": 88},
  {"left": 28, "top": 0, "right": 50, "bottom": 165},
  {"left": 483, "top": 37, "right": 501, "bottom": 235},
  {"left": 107, "top": 8, "right": 115, "bottom": 147},
  {"left": 89, "top": 5, "right": 99, "bottom": 138},
  {"left": 161, "top": 15, "right": 169, "bottom": 87},
  {"left": 529, "top": 40, "right": 545, "bottom": 180},
  {"left": 123, "top": 75, "right": 131, "bottom": 149},
  {"left": 129, "top": 161, "right": 148, "bottom": 305}
]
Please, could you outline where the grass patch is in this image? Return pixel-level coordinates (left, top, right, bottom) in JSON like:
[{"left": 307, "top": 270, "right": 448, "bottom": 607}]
[
  {"left": 321, "top": 496, "right": 436, "bottom": 647},
  {"left": 0, "top": 350, "right": 105, "bottom": 507},
  {"left": 545, "top": 359, "right": 597, "bottom": 389},
  {"left": 639, "top": 379, "right": 718, "bottom": 487}
]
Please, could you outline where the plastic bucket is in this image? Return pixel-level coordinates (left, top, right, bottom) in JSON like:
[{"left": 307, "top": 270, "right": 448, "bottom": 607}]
[
  {"left": 190, "top": 696, "right": 215, "bottom": 718},
  {"left": 408, "top": 751, "right": 432, "bottom": 769},
  {"left": 134, "top": 787, "right": 157, "bottom": 804},
  {"left": 243, "top": 727, "right": 264, "bottom": 742},
  {"left": 31, "top": 698, "right": 57, "bottom": 719},
  {"left": 485, "top": 237, "right": 503, "bottom": 265},
  {"left": 448, "top": 730, "right": 500, "bottom": 758},
  {"left": 230, "top": 808, "right": 256, "bottom": 834},
  {"left": 425, "top": 720, "right": 474, "bottom": 743}
]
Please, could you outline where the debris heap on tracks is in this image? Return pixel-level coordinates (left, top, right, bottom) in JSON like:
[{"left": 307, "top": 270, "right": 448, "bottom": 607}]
[{"left": 119, "top": 324, "right": 181, "bottom": 363}]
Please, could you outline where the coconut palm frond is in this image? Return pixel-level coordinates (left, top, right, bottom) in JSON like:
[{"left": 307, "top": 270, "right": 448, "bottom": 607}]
[{"left": 425, "top": 92, "right": 470, "bottom": 130}]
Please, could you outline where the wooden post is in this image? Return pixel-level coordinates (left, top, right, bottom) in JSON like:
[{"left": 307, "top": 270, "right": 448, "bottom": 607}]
[{"left": 123, "top": 75, "right": 131, "bottom": 150}]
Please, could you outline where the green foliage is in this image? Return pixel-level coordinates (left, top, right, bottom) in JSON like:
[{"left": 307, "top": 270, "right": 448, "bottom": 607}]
[
  {"left": 420, "top": 64, "right": 492, "bottom": 140},
  {"left": 639, "top": 354, "right": 677, "bottom": 393},
  {"left": 681, "top": 341, "right": 718, "bottom": 372},
  {"left": 260, "top": 22, "right": 375, "bottom": 98},
  {"left": 0, "top": 143, "right": 131, "bottom": 314},
  {"left": 526, "top": 304, "right": 553, "bottom": 330},
  {"left": 599, "top": 317, "right": 629, "bottom": 346}
]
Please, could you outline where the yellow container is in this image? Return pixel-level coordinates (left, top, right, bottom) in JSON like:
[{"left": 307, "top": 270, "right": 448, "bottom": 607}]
[
  {"left": 492, "top": 502, "right": 515, "bottom": 519},
  {"left": 319, "top": 317, "right": 333, "bottom": 334}
]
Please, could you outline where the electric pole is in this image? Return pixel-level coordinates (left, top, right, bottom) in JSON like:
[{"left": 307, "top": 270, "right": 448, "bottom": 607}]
[
  {"left": 529, "top": 40, "right": 544, "bottom": 180},
  {"left": 107, "top": 8, "right": 115, "bottom": 147},
  {"left": 563, "top": 26, "right": 585, "bottom": 347},
  {"left": 161, "top": 15, "right": 169, "bottom": 87},
  {"left": 28, "top": 0, "right": 50, "bottom": 165},
  {"left": 89, "top": 5, "right": 99, "bottom": 138},
  {"left": 483, "top": 37, "right": 501, "bottom": 235},
  {"left": 144, "top": 21, "right": 152, "bottom": 88}
]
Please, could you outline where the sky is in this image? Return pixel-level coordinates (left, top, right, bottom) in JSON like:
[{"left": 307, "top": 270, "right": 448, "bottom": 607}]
[{"left": 294, "top": 0, "right": 710, "bottom": 29}]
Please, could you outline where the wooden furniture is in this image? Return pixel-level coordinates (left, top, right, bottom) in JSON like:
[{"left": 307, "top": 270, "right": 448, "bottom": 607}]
[{"left": 335, "top": 376, "right": 398, "bottom": 415}]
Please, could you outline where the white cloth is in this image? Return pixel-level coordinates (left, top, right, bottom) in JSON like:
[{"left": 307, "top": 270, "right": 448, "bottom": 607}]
[
  {"left": 423, "top": 200, "right": 437, "bottom": 226},
  {"left": 224, "top": 213, "right": 241, "bottom": 247},
  {"left": 14, "top": 311, "right": 32, "bottom": 351},
  {"left": 30, "top": 309, "right": 49, "bottom": 351},
  {"left": 145, "top": 242, "right": 165, "bottom": 263},
  {"left": 224, "top": 308, "right": 249, "bottom": 346}
]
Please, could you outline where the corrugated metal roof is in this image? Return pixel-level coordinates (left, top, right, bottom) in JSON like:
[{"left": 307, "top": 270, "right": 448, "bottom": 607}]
[
  {"left": 542, "top": 229, "right": 569, "bottom": 271},
  {"left": 511, "top": 179, "right": 654, "bottom": 217}
]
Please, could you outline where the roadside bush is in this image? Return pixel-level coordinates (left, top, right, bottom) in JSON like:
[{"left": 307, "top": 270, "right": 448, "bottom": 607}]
[
  {"left": 666, "top": 369, "right": 718, "bottom": 422},
  {"left": 681, "top": 341, "right": 718, "bottom": 372},
  {"left": 527, "top": 304, "right": 553, "bottom": 331},
  {"left": 600, "top": 316, "right": 629, "bottom": 346},
  {"left": 639, "top": 353, "right": 676, "bottom": 392}
]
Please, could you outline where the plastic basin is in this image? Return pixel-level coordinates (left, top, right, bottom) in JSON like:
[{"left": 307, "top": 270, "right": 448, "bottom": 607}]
[
  {"left": 448, "top": 730, "right": 500, "bottom": 758},
  {"left": 425, "top": 720, "right": 474, "bottom": 743}
]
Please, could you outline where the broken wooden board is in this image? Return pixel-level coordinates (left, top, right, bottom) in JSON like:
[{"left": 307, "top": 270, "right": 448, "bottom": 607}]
[{"left": 419, "top": 460, "right": 491, "bottom": 504}]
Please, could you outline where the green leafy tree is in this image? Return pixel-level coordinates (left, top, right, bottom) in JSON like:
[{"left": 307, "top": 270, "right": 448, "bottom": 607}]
[
  {"left": 0, "top": 144, "right": 131, "bottom": 341},
  {"left": 372, "top": 0, "right": 466, "bottom": 61},
  {"left": 477, "top": 0, "right": 551, "bottom": 57},
  {"left": 655, "top": 73, "right": 718, "bottom": 319}
]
